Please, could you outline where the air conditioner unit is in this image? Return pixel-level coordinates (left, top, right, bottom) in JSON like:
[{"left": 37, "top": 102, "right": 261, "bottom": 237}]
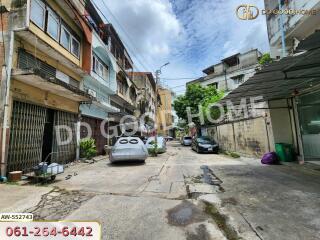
[{"left": 87, "top": 89, "right": 97, "bottom": 98}]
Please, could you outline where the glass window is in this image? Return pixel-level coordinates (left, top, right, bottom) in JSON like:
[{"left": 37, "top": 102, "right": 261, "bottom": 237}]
[
  {"left": 47, "top": 9, "right": 60, "bottom": 40},
  {"left": 30, "top": 0, "right": 45, "bottom": 29},
  {"left": 93, "top": 55, "right": 108, "bottom": 79},
  {"left": 60, "top": 25, "right": 71, "bottom": 50},
  {"left": 71, "top": 37, "right": 80, "bottom": 58}
]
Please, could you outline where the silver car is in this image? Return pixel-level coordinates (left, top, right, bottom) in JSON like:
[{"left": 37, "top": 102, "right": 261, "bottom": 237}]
[
  {"left": 181, "top": 136, "right": 192, "bottom": 146},
  {"left": 110, "top": 137, "right": 148, "bottom": 163},
  {"left": 146, "top": 136, "right": 167, "bottom": 153}
]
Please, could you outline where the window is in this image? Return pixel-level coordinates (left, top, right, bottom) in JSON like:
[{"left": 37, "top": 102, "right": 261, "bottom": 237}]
[
  {"left": 60, "top": 25, "right": 71, "bottom": 51},
  {"left": 93, "top": 54, "right": 108, "bottom": 79},
  {"left": 232, "top": 75, "right": 244, "bottom": 85},
  {"left": 30, "top": 0, "right": 45, "bottom": 29},
  {"left": 208, "top": 82, "right": 218, "bottom": 89},
  {"left": 30, "top": 0, "right": 81, "bottom": 59},
  {"left": 47, "top": 9, "right": 60, "bottom": 40},
  {"left": 71, "top": 37, "right": 80, "bottom": 58}
]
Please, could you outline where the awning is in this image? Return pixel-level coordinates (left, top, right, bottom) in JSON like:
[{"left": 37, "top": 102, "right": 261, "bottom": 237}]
[
  {"left": 12, "top": 69, "right": 93, "bottom": 102},
  {"left": 220, "top": 38, "right": 320, "bottom": 105},
  {"left": 93, "top": 100, "right": 120, "bottom": 113}
]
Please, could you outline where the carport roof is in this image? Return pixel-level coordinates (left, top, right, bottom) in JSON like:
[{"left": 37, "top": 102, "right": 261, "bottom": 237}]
[{"left": 220, "top": 32, "right": 320, "bottom": 105}]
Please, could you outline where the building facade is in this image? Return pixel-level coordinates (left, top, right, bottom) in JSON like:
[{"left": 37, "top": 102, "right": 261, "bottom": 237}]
[
  {"left": 131, "top": 72, "right": 156, "bottom": 126},
  {"left": 80, "top": 2, "right": 119, "bottom": 154},
  {"left": 0, "top": 0, "right": 93, "bottom": 175},
  {"left": 157, "top": 87, "right": 174, "bottom": 136},
  {"left": 264, "top": 0, "right": 320, "bottom": 58},
  {"left": 187, "top": 49, "right": 262, "bottom": 93},
  {"left": 98, "top": 24, "right": 139, "bottom": 140}
]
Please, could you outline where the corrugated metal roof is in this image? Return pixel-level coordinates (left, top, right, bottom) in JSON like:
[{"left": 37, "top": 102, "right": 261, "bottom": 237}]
[{"left": 220, "top": 33, "right": 320, "bottom": 105}]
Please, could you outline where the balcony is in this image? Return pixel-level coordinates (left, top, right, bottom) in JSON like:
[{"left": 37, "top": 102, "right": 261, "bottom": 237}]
[{"left": 12, "top": 69, "right": 92, "bottom": 102}]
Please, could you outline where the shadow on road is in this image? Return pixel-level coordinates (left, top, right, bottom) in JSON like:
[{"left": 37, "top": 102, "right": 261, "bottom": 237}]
[{"left": 107, "top": 161, "right": 146, "bottom": 167}]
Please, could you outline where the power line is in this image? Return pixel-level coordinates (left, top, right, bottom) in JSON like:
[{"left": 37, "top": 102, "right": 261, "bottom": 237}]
[{"left": 96, "top": 0, "right": 155, "bottom": 73}]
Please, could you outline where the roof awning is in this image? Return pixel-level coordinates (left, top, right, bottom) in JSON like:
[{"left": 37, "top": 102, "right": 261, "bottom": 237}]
[
  {"left": 220, "top": 44, "right": 320, "bottom": 105},
  {"left": 12, "top": 69, "right": 92, "bottom": 102},
  {"left": 93, "top": 100, "right": 120, "bottom": 113}
]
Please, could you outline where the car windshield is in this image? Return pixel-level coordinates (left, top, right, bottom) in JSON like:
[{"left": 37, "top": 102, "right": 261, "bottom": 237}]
[
  {"left": 184, "top": 137, "right": 192, "bottom": 140},
  {"left": 198, "top": 137, "right": 214, "bottom": 144}
]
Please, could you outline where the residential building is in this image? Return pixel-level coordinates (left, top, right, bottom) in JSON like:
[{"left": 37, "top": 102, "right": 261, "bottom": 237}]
[
  {"left": 80, "top": 1, "right": 119, "bottom": 154},
  {"left": 101, "top": 24, "right": 138, "bottom": 139},
  {"left": 264, "top": 0, "right": 320, "bottom": 58},
  {"left": 157, "top": 87, "right": 174, "bottom": 136},
  {"left": 187, "top": 49, "right": 262, "bottom": 93},
  {"left": 0, "top": 0, "right": 93, "bottom": 175},
  {"left": 214, "top": 31, "right": 320, "bottom": 163},
  {"left": 131, "top": 72, "right": 156, "bottom": 124}
]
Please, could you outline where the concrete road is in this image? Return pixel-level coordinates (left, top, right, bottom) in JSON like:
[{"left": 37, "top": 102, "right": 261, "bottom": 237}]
[{"left": 1, "top": 141, "right": 320, "bottom": 240}]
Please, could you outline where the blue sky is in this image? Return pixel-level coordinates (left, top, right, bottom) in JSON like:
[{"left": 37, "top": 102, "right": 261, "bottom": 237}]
[{"left": 94, "top": 0, "right": 270, "bottom": 94}]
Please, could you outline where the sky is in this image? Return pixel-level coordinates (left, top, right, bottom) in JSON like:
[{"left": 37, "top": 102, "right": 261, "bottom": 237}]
[{"left": 93, "top": 0, "right": 270, "bottom": 95}]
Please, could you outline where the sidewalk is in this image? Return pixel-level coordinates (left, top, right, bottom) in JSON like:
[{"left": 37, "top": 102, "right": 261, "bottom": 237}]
[{"left": 202, "top": 157, "right": 320, "bottom": 240}]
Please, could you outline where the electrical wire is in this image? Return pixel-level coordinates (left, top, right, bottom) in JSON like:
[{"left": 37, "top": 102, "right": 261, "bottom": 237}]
[{"left": 91, "top": 0, "right": 154, "bottom": 73}]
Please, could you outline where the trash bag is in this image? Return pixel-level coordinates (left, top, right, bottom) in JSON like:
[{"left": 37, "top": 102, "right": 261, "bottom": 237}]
[{"left": 261, "top": 152, "right": 279, "bottom": 165}]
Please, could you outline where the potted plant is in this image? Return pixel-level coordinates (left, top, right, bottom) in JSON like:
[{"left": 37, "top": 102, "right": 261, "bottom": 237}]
[{"left": 80, "top": 138, "right": 97, "bottom": 160}]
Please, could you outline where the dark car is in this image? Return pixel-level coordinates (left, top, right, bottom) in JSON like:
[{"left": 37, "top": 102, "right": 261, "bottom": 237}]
[{"left": 192, "top": 136, "right": 219, "bottom": 153}]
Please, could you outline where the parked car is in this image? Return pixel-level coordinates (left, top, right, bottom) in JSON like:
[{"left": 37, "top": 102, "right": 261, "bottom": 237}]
[
  {"left": 192, "top": 136, "right": 219, "bottom": 153},
  {"left": 110, "top": 137, "right": 148, "bottom": 163},
  {"left": 164, "top": 136, "right": 174, "bottom": 142},
  {"left": 146, "top": 136, "right": 167, "bottom": 153},
  {"left": 181, "top": 136, "right": 192, "bottom": 146}
]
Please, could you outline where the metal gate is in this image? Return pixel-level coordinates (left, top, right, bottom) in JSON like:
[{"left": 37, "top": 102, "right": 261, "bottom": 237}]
[
  {"left": 7, "top": 101, "right": 46, "bottom": 172},
  {"left": 81, "top": 116, "right": 108, "bottom": 155},
  {"left": 52, "top": 111, "right": 78, "bottom": 164}
]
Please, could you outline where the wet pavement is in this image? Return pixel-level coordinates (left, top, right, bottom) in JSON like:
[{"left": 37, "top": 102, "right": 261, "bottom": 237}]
[{"left": 1, "top": 141, "right": 320, "bottom": 239}]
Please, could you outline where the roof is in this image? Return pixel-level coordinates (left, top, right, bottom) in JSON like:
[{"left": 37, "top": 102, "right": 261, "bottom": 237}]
[
  {"left": 296, "top": 30, "right": 320, "bottom": 52},
  {"left": 202, "top": 49, "right": 261, "bottom": 75},
  {"left": 220, "top": 33, "right": 320, "bottom": 105},
  {"left": 131, "top": 72, "right": 156, "bottom": 90},
  {"left": 186, "top": 77, "right": 204, "bottom": 85}
]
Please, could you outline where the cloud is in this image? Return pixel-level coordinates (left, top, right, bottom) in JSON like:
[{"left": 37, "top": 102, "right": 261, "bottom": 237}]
[
  {"left": 94, "top": 0, "right": 270, "bottom": 93},
  {"left": 95, "top": 0, "right": 181, "bottom": 71}
]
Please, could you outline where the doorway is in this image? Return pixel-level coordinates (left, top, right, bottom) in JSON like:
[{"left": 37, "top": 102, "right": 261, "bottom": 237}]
[
  {"left": 42, "top": 109, "right": 54, "bottom": 163},
  {"left": 298, "top": 91, "right": 320, "bottom": 160}
]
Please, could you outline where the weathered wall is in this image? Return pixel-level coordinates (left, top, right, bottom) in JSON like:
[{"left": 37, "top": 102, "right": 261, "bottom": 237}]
[
  {"left": 233, "top": 118, "right": 270, "bottom": 157},
  {"left": 207, "top": 117, "right": 271, "bottom": 157}
]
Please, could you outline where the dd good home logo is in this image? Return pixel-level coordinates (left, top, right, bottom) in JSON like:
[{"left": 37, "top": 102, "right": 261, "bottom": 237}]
[{"left": 236, "top": 4, "right": 260, "bottom": 20}]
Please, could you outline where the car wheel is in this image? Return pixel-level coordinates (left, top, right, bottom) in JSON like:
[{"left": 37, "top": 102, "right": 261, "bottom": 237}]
[{"left": 196, "top": 147, "right": 199, "bottom": 153}]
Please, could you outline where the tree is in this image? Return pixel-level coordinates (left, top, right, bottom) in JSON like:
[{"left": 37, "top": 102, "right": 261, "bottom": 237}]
[
  {"left": 173, "top": 84, "right": 224, "bottom": 127},
  {"left": 259, "top": 53, "right": 273, "bottom": 66}
]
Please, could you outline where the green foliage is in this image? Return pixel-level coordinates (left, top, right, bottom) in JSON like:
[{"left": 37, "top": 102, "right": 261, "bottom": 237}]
[
  {"left": 148, "top": 141, "right": 158, "bottom": 157},
  {"left": 173, "top": 84, "right": 224, "bottom": 126},
  {"left": 259, "top": 53, "right": 273, "bottom": 65},
  {"left": 80, "top": 138, "right": 97, "bottom": 159}
]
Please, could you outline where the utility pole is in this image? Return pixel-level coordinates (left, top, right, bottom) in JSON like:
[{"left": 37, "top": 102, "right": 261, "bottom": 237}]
[
  {"left": 278, "top": 0, "right": 287, "bottom": 58},
  {"left": 154, "top": 62, "right": 169, "bottom": 156}
]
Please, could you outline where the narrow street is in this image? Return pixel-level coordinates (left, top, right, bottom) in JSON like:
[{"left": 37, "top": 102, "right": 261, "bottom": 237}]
[{"left": 1, "top": 142, "right": 320, "bottom": 240}]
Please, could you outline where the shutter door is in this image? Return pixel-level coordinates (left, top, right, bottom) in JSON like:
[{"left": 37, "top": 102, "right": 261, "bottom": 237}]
[
  {"left": 52, "top": 111, "right": 78, "bottom": 164},
  {"left": 7, "top": 101, "right": 46, "bottom": 172}
]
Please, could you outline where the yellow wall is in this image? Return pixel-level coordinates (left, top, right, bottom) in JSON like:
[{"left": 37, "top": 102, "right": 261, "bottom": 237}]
[
  {"left": 11, "top": 80, "right": 79, "bottom": 113},
  {"left": 28, "top": 0, "right": 83, "bottom": 67},
  {"left": 157, "top": 88, "right": 173, "bottom": 135},
  {"left": 13, "top": 36, "right": 82, "bottom": 81}
]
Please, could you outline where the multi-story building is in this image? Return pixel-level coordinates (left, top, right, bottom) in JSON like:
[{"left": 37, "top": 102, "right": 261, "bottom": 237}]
[
  {"left": 131, "top": 72, "right": 156, "bottom": 123},
  {"left": 101, "top": 24, "right": 138, "bottom": 138},
  {"left": 80, "top": 1, "right": 119, "bottom": 154},
  {"left": 157, "top": 87, "right": 174, "bottom": 136},
  {"left": 0, "top": 0, "right": 93, "bottom": 175},
  {"left": 264, "top": 0, "right": 320, "bottom": 58},
  {"left": 187, "top": 49, "right": 262, "bottom": 93}
]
